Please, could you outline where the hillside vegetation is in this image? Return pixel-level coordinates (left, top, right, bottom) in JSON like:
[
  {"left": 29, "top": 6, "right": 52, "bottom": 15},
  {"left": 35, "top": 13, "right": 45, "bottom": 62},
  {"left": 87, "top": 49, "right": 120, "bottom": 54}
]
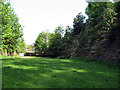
[
  {"left": 34, "top": 2, "right": 120, "bottom": 62},
  {"left": 1, "top": 1, "right": 120, "bottom": 62}
]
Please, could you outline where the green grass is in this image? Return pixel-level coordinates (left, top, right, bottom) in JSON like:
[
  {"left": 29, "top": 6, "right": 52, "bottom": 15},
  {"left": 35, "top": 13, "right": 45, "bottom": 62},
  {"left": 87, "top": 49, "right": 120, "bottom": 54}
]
[{"left": 2, "top": 56, "right": 119, "bottom": 88}]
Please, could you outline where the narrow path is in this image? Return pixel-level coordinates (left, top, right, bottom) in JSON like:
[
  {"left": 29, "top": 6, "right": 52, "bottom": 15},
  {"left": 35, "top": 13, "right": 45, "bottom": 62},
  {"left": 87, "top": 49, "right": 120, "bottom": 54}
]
[{"left": 20, "top": 56, "right": 35, "bottom": 59}]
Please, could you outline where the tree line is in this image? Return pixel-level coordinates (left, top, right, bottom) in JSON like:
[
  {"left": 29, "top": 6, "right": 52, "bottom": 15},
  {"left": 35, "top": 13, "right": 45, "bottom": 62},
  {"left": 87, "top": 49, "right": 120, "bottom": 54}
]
[
  {"left": 34, "top": 1, "right": 120, "bottom": 59},
  {"left": 1, "top": 1, "right": 119, "bottom": 58}
]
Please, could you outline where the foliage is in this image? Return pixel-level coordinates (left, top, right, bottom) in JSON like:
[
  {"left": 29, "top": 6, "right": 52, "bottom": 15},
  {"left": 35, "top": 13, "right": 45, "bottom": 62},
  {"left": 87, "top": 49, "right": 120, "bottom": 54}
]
[
  {"left": 109, "top": 2, "right": 120, "bottom": 42},
  {"left": 48, "top": 26, "right": 64, "bottom": 57},
  {"left": 34, "top": 32, "right": 47, "bottom": 56},
  {"left": 0, "top": 2, "right": 2, "bottom": 55},
  {"left": 1, "top": 2, "right": 25, "bottom": 56},
  {"left": 69, "top": 2, "right": 119, "bottom": 59},
  {"left": 48, "top": 33, "right": 63, "bottom": 57},
  {"left": 27, "top": 44, "right": 34, "bottom": 50},
  {"left": 34, "top": 2, "right": 119, "bottom": 60},
  {"left": 16, "top": 37, "right": 26, "bottom": 54},
  {"left": 61, "top": 26, "right": 73, "bottom": 58},
  {"left": 85, "top": 2, "right": 116, "bottom": 35},
  {"left": 73, "top": 12, "right": 85, "bottom": 36},
  {"left": 34, "top": 26, "right": 65, "bottom": 57},
  {"left": 54, "top": 25, "right": 64, "bottom": 36}
]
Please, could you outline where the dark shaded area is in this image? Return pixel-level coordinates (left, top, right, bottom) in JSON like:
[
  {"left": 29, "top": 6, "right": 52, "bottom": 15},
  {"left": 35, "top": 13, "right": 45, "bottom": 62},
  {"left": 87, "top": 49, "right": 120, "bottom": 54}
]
[
  {"left": 24, "top": 52, "right": 54, "bottom": 58},
  {"left": 24, "top": 52, "right": 35, "bottom": 56}
]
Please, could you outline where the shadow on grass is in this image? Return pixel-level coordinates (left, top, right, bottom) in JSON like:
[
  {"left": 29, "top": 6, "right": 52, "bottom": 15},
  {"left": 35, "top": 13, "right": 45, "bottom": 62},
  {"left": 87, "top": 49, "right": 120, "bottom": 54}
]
[
  {"left": 2, "top": 58, "right": 19, "bottom": 60},
  {"left": 2, "top": 57, "right": 119, "bottom": 88}
]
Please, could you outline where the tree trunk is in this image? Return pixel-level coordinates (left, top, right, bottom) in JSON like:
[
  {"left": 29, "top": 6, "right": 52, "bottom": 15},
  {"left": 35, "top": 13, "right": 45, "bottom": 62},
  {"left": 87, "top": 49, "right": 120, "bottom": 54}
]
[
  {"left": 7, "top": 51, "right": 10, "bottom": 56},
  {"left": 13, "top": 49, "right": 17, "bottom": 56},
  {"left": 4, "top": 48, "right": 7, "bottom": 56},
  {"left": 11, "top": 49, "right": 17, "bottom": 56}
]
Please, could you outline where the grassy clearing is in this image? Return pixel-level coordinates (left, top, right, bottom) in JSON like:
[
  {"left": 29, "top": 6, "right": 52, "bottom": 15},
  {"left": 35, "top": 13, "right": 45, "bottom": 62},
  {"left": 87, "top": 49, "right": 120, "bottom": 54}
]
[{"left": 2, "top": 56, "right": 119, "bottom": 88}]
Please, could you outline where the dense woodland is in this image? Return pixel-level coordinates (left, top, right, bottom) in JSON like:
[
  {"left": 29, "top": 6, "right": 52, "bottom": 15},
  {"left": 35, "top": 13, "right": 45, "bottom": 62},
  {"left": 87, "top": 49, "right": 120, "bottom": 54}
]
[
  {"left": 1, "top": 0, "right": 120, "bottom": 61},
  {"left": 34, "top": 1, "right": 120, "bottom": 61}
]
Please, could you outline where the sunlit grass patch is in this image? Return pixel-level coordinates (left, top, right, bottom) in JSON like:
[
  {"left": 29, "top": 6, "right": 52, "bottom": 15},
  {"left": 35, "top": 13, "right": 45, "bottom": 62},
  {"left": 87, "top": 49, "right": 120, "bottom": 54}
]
[
  {"left": 70, "top": 68, "right": 87, "bottom": 73},
  {"left": 52, "top": 70, "right": 65, "bottom": 73},
  {"left": 3, "top": 65, "right": 38, "bottom": 70},
  {"left": 60, "top": 59, "right": 72, "bottom": 63}
]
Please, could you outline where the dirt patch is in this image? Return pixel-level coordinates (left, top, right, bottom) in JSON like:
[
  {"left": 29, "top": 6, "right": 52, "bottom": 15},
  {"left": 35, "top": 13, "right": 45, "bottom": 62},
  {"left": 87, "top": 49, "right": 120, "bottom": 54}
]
[{"left": 20, "top": 56, "right": 35, "bottom": 59}]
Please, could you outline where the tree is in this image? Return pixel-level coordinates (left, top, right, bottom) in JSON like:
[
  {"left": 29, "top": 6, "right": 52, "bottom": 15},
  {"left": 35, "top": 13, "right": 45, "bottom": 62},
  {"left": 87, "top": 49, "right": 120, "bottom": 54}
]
[
  {"left": 34, "top": 32, "right": 47, "bottom": 56},
  {"left": 17, "top": 37, "right": 26, "bottom": 54},
  {"left": 73, "top": 12, "right": 85, "bottom": 36},
  {"left": 0, "top": 2, "right": 2, "bottom": 55},
  {"left": 54, "top": 25, "right": 64, "bottom": 36},
  {"left": 114, "top": 2, "right": 120, "bottom": 29},
  {"left": 64, "top": 26, "right": 73, "bottom": 37},
  {"left": 48, "top": 33, "right": 63, "bottom": 57},
  {"left": 27, "top": 45, "right": 33, "bottom": 50},
  {"left": 62, "top": 26, "right": 73, "bottom": 58},
  {"left": 2, "top": 2, "right": 25, "bottom": 56},
  {"left": 85, "top": 2, "right": 116, "bottom": 35},
  {"left": 48, "top": 26, "right": 64, "bottom": 57},
  {"left": 109, "top": 2, "right": 120, "bottom": 42}
]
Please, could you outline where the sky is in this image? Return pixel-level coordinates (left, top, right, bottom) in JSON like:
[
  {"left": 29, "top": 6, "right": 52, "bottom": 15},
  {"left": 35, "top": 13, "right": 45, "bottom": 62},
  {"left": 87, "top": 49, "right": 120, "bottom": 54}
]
[{"left": 9, "top": 0, "right": 88, "bottom": 45}]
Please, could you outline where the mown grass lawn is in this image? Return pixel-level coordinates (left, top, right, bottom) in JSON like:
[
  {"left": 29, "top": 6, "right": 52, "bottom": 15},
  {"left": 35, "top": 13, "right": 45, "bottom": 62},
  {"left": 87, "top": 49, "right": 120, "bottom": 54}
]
[{"left": 2, "top": 56, "right": 119, "bottom": 88}]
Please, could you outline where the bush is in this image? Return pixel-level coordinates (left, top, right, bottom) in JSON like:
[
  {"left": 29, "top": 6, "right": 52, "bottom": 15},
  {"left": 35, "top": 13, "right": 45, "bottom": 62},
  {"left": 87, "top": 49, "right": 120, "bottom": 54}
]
[{"left": 58, "top": 56, "right": 67, "bottom": 59}]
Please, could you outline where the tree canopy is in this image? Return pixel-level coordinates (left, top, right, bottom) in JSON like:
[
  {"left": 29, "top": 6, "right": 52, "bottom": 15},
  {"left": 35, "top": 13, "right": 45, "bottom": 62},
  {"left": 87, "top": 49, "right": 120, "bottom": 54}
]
[
  {"left": 33, "top": 1, "right": 120, "bottom": 61},
  {"left": 1, "top": 2, "right": 25, "bottom": 56}
]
